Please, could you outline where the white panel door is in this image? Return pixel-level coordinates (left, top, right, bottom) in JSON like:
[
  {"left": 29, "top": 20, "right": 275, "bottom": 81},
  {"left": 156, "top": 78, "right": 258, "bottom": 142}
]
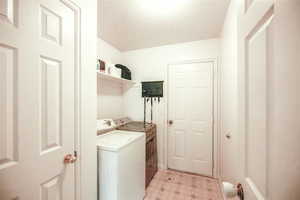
[
  {"left": 168, "top": 62, "right": 214, "bottom": 176},
  {"left": 0, "top": 0, "right": 80, "bottom": 199},
  {"left": 238, "top": 0, "right": 274, "bottom": 199}
]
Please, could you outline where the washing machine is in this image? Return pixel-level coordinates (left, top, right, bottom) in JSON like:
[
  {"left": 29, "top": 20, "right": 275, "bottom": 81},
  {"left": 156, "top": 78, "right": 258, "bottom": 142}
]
[{"left": 97, "top": 127, "right": 145, "bottom": 200}]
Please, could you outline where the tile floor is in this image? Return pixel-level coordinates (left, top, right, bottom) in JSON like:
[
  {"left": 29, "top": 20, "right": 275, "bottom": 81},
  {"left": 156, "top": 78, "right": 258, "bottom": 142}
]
[{"left": 144, "top": 170, "right": 223, "bottom": 200}]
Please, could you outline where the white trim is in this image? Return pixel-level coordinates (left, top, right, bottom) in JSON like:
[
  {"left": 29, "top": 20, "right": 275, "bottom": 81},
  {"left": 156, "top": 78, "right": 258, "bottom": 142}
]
[
  {"left": 163, "top": 58, "right": 221, "bottom": 179},
  {"left": 66, "top": 1, "right": 97, "bottom": 200},
  {"left": 59, "top": 1, "right": 82, "bottom": 199}
]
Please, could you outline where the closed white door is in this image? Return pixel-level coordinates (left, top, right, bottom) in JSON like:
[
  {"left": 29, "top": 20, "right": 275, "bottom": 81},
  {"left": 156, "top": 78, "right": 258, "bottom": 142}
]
[
  {"left": 238, "top": 0, "right": 274, "bottom": 199},
  {"left": 168, "top": 62, "right": 214, "bottom": 176},
  {"left": 0, "top": 0, "right": 80, "bottom": 199}
]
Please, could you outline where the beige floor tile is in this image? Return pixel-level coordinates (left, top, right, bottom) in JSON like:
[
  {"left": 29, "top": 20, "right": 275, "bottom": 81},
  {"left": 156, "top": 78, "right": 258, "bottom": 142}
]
[{"left": 144, "top": 170, "right": 223, "bottom": 200}]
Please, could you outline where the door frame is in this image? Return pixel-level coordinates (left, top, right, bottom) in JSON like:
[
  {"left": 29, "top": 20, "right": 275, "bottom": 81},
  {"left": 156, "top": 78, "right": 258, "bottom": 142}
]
[
  {"left": 163, "top": 58, "right": 221, "bottom": 178},
  {"left": 59, "top": 1, "right": 83, "bottom": 199},
  {"left": 67, "top": 0, "right": 97, "bottom": 200}
]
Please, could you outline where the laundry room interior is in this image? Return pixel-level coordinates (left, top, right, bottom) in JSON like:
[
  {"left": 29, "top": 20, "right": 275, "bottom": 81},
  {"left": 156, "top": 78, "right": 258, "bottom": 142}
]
[
  {"left": 1, "top": 0, "right": 299, "bottom": 200},
  {"left": 96, "top": 0, "right": 225, "bottom": 197},
  {"left": 95, "top": 0, "right": 300, "bottom": 199}
]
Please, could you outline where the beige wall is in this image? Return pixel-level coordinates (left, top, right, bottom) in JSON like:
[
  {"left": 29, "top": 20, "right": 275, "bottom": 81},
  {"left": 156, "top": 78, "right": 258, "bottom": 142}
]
[
  {"left": 97, "top": 38, "right": 124, "bottom": 119},
  {"left": 80, "top": 0, "right": 98, "bottom": 199},
  {"left": 97, "top": 38, "right": 122, "bottom": 64},
  {"left": 220, "top": 0, "right": 240, "bottom": 183}
]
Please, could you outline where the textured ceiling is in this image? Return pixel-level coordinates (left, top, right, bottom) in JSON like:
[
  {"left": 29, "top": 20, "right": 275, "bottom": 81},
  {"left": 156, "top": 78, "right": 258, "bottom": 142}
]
[{"left": 98, "top": 0, "right": 230, "bottom": 51}]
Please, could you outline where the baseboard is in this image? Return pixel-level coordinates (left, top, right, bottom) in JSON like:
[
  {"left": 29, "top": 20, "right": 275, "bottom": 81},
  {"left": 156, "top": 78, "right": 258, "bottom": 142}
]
[{"left": 158, "top": 163, "right": 166, "bottom": 170}]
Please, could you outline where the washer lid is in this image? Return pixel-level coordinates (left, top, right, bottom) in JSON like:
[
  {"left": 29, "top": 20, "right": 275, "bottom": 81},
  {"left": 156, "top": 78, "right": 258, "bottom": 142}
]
[{"left": 97, "top": 130, "right": 144, "bottom": 152}]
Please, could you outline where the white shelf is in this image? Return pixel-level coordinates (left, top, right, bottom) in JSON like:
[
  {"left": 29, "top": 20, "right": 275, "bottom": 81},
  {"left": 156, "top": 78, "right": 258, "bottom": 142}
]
[{"left": 97, "top": 71, "right": 135, "bottom": 85}]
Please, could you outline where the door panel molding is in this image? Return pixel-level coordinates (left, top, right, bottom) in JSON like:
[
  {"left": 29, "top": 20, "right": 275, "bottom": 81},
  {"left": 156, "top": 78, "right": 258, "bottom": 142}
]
[
  {"left": 0, "top": 0, "right": 17, "bottom": 26},
  {"left": 0, "top": 43, "right": 18, "bottom": 170},
  {"left": 40, "top": 5, "right": 62, "bottom": 45},
  {"left": 40, "top": 175, "right": 62, "bottom": 200}
]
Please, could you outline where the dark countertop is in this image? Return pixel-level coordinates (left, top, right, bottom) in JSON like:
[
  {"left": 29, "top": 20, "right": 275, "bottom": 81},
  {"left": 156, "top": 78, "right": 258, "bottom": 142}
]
[
  {"left": 97, "top": 121, "right": 156, "bottom": 136},
  {"left": 117, "top": 121, "right": 155, "bottom": 132}
]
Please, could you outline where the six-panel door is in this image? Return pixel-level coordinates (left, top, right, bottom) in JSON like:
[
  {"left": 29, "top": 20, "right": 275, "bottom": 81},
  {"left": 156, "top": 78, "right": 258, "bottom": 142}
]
[
  {"left": 168, "top": 62, "right": 214, "bottom": 176},
  {"left": 0, "top": 0, "right": 80, "bottom": 199}
]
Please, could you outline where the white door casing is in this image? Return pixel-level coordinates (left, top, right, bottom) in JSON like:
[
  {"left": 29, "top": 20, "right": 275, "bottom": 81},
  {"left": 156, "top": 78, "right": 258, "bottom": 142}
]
[
  {"left": 0, "top": 0, "right": 86, "bottom": 199},
  {"left": 167, "top": 61, "right": 215, "bottom": 176},
  {"left": 238, "top": 0, "right": 274, "bottom": 199}
]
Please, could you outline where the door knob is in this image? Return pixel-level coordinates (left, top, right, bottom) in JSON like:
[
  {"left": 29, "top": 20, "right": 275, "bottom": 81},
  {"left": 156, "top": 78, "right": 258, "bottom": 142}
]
[
  {"left": 225, "top": 133, "right": 231, "bottom": 139},
  {"left": 64, "top": 151, "right": 77, "bottom": 164},
  {"left": 168, "top": 120, "right": 173, "bottom": 125}
]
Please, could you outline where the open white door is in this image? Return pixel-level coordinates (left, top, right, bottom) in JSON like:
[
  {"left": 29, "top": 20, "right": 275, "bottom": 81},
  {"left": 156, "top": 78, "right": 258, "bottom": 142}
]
[
  {"left": 238, "top": 0, "right": 274, "bottom": 199},
  {"left": 238, "top": 0, "right": 300, "bottom": 199},
  {"left": 0, "top": 0, "right": 85, "bottom": 199}
]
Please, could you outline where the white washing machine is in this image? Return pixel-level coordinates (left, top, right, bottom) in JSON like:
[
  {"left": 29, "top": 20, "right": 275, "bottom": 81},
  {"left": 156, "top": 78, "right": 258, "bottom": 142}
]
[{"left": 97, "top": 129, "right": 145, "bottom": 200}]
